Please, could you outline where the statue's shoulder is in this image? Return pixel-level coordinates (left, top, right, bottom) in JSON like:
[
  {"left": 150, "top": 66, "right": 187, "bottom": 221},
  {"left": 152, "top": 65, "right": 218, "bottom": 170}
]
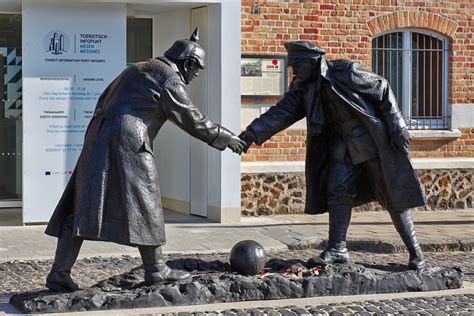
[
  {"left": 324, "top": 59, "right": 355, "bottom": 85},
  {"left": 327, "top": 59, "right": 354, "bottom": 71},
  {"left": 134, "top": 58, "right": 182, "bottom": 86},
  {"left": 326, "top": 59, "right": 376, "bottom": 85},
  {"left": 139, "top": 58, "right": 173, "bottom": 73}
]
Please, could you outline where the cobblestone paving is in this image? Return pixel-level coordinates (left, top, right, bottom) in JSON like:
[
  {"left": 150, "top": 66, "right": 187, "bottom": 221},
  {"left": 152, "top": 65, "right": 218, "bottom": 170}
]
[
  {"left": 1, "top": 250, "right": 473, "bottom": 314},
  {"left": 187, "top": 294, "right": 474, "bottom": 315}
]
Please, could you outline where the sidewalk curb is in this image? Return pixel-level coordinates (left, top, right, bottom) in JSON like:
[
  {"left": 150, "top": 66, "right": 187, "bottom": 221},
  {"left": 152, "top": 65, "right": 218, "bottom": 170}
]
[
  {"left": 1, "top": 239, "right": 472, "bottom": 263},
  {"left": 288, "top": 238, "right": 474, "bottom": 253}
]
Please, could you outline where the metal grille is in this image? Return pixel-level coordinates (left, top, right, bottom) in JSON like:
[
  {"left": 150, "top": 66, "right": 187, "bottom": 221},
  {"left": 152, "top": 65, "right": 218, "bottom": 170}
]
[
  {"left": 372, "top": 32, "right": 403, "bottom": 108},
  {"left": 372, "top": 31, "right": 448, "bottom": 129}
]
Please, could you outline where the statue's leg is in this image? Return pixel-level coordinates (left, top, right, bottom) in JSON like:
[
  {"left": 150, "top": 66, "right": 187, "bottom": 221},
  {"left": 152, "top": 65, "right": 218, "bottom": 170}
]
[
  {"left": 363, "top": 158, "right": 425, "bottom": 270},
  {"left": 319, "top": 203, "right": 352, "bottom": 264},
  {"left": 138, "top": 246, "right": 190, "bottom": 284},
  {"left": 316, "top": 158, "right": 358, "bottom": 265},
  {"left": 389, "top": 209, "right": 425, "bottom": 270},
  {"left": 45, "top": 214, "right": 83, "bottom": 292}
]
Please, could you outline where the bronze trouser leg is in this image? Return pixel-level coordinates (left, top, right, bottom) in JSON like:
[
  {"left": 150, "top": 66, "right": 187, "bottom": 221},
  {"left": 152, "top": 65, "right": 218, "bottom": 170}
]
[
  {"left": 327, "top": 204, "right": 352, "bottom": 250},
  {"left": 363, "top": 159, "right": 425, "bottom": 269},
  {"left": 46, "top": 214, "right": 83, "bottom": 291},
  {"left": 138, "top": 245, "right": 164, "bottom": 271},
  {"left": 389, "top": 208, "right": 425, "bottom": 268},
  {"left": 326, "top": 158, "right": 358, "bottom": 250},
  {"left": 50, "top": 214, "right": 83, "bottom": 275}
]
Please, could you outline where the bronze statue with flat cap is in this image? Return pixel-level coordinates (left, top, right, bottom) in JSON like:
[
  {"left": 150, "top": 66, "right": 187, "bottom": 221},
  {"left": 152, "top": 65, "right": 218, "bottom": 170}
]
[
  {"left": 240, "top": 41, "right": 426, "bottom": 270},
  {"left": 44, "top": 28, "right": 246, "bottom": 292}
]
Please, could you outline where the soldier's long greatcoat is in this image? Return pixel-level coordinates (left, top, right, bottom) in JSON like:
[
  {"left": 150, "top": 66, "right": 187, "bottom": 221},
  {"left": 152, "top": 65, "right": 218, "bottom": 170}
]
[
  {"left": 45, "top": 57, "right": 233, "bottom": 246},
  {"left": 246, "top": 59, "right": 425, "bottom": 214}
]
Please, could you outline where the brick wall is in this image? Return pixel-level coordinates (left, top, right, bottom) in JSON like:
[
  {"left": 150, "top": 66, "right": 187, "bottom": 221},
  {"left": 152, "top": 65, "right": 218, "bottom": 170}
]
[
  {"left": 241, "top": 0, "right": 474, "bottom": 161},
  {"left": 244, "top": 128, "right": 474, "bottom": 160},
  {"left": 242, "top": 129, "right": 307, "bottom": 162},
  {"left": 410, "top": 128, "right": 474, "bottom": 158}
]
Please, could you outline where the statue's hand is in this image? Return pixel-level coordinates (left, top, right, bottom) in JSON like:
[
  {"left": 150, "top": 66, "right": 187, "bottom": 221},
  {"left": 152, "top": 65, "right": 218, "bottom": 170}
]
[
  {"left": 238, "top": 130, "right": 256, "bottom": 153},
  {"left": 389, "top": 128, "right": 410, "bottom": 154},
  {"left": 227, "top": 135, "right": 246, "bottom": 155}
]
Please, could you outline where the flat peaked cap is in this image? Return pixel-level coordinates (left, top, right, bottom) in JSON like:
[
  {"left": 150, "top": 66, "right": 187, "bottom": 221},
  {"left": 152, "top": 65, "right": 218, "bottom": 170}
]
[{"left": 284, "top": 41, "right": 325, "bottom": 65}]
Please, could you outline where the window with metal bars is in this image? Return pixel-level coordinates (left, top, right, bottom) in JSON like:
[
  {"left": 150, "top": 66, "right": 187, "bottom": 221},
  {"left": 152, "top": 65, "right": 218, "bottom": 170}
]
[{"left": 372, "top": 30, "right": 448, "bottom": 130}]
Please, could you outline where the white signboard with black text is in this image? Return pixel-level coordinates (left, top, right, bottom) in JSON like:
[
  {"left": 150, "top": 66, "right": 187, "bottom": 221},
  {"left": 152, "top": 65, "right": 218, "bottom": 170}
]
[
  {"left": 23, "top": 0, "right": 126, "bottom": 222},
  {"left": 241, "top": 57, "right": 285, "bottom": 96}
]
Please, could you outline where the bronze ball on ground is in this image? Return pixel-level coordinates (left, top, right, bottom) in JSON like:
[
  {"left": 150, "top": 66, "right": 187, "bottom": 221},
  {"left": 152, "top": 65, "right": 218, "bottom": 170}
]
[{"left": 229, "top": 240, "right": 266, "bottom": 275}]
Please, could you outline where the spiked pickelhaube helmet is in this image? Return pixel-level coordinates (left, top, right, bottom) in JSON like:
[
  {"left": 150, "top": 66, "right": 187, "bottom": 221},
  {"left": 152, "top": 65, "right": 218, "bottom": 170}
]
[{"left": 164, "top": 27, "right": 206, "bottom": 69}]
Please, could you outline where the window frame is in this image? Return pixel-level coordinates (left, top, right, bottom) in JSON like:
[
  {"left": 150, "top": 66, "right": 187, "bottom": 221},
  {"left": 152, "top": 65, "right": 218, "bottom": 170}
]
[{"left": 373, "top": 28, "right": 449, "bottom": 130}]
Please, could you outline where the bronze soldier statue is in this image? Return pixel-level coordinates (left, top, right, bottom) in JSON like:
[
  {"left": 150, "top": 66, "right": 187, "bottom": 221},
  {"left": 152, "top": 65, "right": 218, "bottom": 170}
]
[
  {"left": 44, "top": 28, "right": 246, "bottom": 292},
  {"left": 240, "top": 41, "right": 426, "bottom": 270}
]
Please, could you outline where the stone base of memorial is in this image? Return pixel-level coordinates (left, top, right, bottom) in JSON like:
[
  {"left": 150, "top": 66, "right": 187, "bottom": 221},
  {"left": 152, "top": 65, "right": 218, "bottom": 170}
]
[{"left": 10, "top": 258, "right": 463, "bottom": 313}]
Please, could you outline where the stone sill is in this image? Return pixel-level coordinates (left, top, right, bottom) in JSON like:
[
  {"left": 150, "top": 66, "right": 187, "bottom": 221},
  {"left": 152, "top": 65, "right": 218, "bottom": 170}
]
[
  {"left": 408, "top": 129, "right": 461, "bottom": 140},
  {"left": 242, "top": 161, "right": 306, "bottom": 174},
  {"left": 412, "top": 158, "right": 474, "bottom": 170},
  {"left": 241, "top": 158, "right": 474, "bottom": 174}
]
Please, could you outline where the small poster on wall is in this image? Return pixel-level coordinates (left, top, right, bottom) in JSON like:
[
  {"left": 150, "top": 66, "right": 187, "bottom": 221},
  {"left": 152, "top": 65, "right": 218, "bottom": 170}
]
[{"left": 241, "top": 56, "right": 286, "bottom": 97}]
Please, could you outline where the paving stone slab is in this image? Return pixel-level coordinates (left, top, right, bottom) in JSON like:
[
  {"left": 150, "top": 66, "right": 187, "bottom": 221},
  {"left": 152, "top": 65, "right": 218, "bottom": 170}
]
[{"left": 10, "top": 257, "right": 463, "bottom": 314}]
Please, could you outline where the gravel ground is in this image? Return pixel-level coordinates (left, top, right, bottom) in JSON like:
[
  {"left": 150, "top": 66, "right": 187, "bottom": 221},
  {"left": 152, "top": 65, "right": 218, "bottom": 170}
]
[
  {"left": 1, "top": 250, "right": 473, "bottom": 315},
  {"left": 2, "top": 250, "right": 472, "bottom": 295}
]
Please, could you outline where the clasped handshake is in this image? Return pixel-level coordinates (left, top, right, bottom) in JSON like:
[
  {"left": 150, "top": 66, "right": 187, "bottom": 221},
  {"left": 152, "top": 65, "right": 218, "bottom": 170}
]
[{"left": 227, "top": 130, "right": 255, "bottom": 155}]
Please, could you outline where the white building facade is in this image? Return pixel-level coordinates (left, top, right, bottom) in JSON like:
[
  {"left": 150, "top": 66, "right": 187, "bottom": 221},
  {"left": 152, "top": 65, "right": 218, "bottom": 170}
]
[{"left": 0, "top": 0, "right": 242, "bottom": 224}]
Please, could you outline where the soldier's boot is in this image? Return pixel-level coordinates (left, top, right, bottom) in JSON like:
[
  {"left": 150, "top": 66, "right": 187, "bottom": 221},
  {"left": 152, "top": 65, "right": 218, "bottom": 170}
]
[
  {"left": 45, "top": 218, "right": 83, "bottom": 292},
  {"left": 390, "top": 209, "right": 425, "bottom": 270},
  {"left": 138, "top": 246, "right": 190, "bottom": 285},
  {"left": 314, "top": 204, "right": 352, "bottom": 265}
]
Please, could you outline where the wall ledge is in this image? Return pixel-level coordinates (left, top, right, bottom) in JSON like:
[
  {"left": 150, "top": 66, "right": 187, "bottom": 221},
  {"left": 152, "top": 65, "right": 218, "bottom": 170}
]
[
  {"left": 411, "top": 157, "right": 474, "bottom": 170},
  {"left": 242, "top": 161, "right": 305, "bottom": 174},
  {"left": 409, "top": 129, "right": 461, "bottom": 140},
  {"left": 241, "top": 158, "right": 474, "bottom": 174}
]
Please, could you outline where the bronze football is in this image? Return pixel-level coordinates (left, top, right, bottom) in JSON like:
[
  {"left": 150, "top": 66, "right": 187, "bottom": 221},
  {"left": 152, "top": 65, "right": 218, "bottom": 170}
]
[{"left": 229, "top": 240, "right": 266, "bottom": 275}]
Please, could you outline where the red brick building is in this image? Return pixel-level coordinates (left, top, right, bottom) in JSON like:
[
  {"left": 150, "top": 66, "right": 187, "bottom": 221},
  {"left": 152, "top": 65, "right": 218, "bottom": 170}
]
[{"left": 239, "top": 1, "right": 473, "bottom": 215}]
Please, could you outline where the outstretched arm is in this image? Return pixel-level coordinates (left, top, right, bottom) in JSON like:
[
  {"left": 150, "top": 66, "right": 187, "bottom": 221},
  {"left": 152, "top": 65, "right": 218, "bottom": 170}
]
[
  {"left": 240, "top": 89, "right": 306, "bottom": 152},
  {"left": 161, "top": 78, "right": 245, "bottom": 154}
]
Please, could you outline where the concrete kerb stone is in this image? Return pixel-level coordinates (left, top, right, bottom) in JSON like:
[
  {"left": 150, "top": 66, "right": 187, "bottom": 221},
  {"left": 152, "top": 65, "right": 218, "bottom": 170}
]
[
  {"left": 1, "top": 239, "right": 472, "bottom": 263},
  {"left": 0, "top": 294, "right": 21, "bottom": 315},
  {"left": 288, "top": 238, "right": 474, "bottom": 253}
]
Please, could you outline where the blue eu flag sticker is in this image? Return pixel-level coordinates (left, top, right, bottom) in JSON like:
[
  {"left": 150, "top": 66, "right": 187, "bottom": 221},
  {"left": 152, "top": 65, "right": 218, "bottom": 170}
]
[{"left": 45, "top": 171, "right": 51, "bottom": 176}]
